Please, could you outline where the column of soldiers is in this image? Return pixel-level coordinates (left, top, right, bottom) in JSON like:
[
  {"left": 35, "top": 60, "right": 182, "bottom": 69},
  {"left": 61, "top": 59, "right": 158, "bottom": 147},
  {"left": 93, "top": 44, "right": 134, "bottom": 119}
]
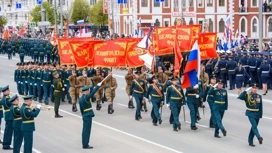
[{"left": 0, "top": 38, "right": 59, "bottom": 63}]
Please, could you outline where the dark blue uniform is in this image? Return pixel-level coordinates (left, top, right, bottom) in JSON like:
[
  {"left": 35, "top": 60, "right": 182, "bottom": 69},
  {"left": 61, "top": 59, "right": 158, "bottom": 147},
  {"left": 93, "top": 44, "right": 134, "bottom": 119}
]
[
  {"left": 130, "top": 79, "right": 146, "bottom": 120},
  {"left": 240, "top": 54, "right": 249, "bottom": 87},
  {"left": 218, "top": 58, "right": 228, "bottom": 87},
  {"left": 11, "top": 104, "right": 23, "bottom": 153},
  {"left": 248, "top": 55, "right": 257, "bottom": 84},
  {"left": 235, "top": 66, "right": 249, "bottom": 88},
  {"left": 226, "top": 58, "right": 237, "bottom": 90},
  {"left": 259, "top": 61, "right": 270, "bottom": 85}
]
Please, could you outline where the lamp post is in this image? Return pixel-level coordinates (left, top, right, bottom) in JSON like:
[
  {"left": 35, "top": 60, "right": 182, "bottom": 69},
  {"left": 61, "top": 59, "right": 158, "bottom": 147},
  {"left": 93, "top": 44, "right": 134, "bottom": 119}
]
[{"left": 258, "top": 0, "right": 263, "bottom": 51}]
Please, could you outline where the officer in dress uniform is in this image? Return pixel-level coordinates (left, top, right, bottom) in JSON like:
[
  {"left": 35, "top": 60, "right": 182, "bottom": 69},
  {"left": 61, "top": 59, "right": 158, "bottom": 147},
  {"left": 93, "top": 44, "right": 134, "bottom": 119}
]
[
  {"left": 79, "top": 84, "right": 101, "bottom": 149},
  {"left": 32, "top": 62, "right": 38, "bottom": 101},
  {"left": 125, "top": 68, "right": 135, "bottom": 109},
  {"left": 218, "top": 55, "right": 227, "bottom": 88},
  {"left": 33, "top": 45, "right": 39, "bottom": 62},
  {"left": 104, "top": 70, "right": 117, "bottom": 114},
  {"left": 27, "top": 62, "right": 35, "bottom": 96},
  {"left": 10, "top": 95, "right": 23, "bottom": 153},
  {"left": 69, "top": 69, "right": 80, "bottom": 112},
  {"left": 18, "top": 46, "right": 25, "bottom": 63},
  {"left": 206, "top": 75, "right": 217, "bottom": 128},
  {"left": 208, "top": 80, "right": 228, "bottom": 138},
  {"left": 238, "top": 84, "right": 263, "bottom": 147},
  {"left": 248, "top": 52, "right": 257, "bottom": 84},
  {"left": 0, "top": 85, "right": 13, "bottom": 150},
  {"left": 0, "top": 87, "right": 3, "bottom": 144},
  {"left": 20, "top": 95, "right": 41, "bottom": 153},
  {"left": 226, "top": 56, "right": 237, "bottom": 90},
  {"left": 23, "top": 63, "right": 29, "bottom": 95},
  {"left": 235, "top": 62, "right": 250, "bottom": 95},
  {"left": 39, "top": 44, "right": 45, "bottom": 63},
  {"left": 53, "top": 71, "right": 64, "bottom": 118},
  {"left": 166, "top": 76, "right": 185, "bottom": 131},
  {"left": 260, "top": 58, "right": 270, "bottom": 95},
  {"left": 14, "top": 63, "right": 22, "bottom": 95},
  {"left": 240, "top": 51, "right": 249, "bottom": 87},
  {"left": 92, "top": 68, "right": 104, "bottom": 110},
  {"left": 45, "top": 43, "right": 52, "bottom": 63},
  {"left": 146, "top": 76, "right": 164, "bottom": 126},
  {"left": 63, "top": 65, "right": 72, "bottom": 104},
  {"left": 41, "top": 62, "right": 53, "bottom": 105},
  {"left": 139, "top": 66, "right": 150, "bottom": 112},
  {"left": 129, "top": 71, "right": 146, "bottom": 121},
  {"left": 36, "top": 63, "right": 43, "bottom": 103}
]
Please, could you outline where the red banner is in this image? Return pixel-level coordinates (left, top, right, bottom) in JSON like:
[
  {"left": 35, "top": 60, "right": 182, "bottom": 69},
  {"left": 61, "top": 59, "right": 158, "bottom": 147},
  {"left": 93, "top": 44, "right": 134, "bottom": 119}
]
[
  {"left": 198, "top": 33, "right": 218, "bottom": 60},
  {"left": 58, "top": 38, "right": 75, "bottom": 65},
  {"left": 176, "top": 25, "right": 193, "bottom": 52},
  {"left": 126, "top": 38, "right": 144, "bottom": 68},
  {"left": 93, "top": 40, "right": 127, "bottom": 67},
  {"left": 69, "top": 40, "right": 103, "bottom": 68},
  {"left": 103, "top": 0, "right": 108, "bottom": 14},
  {"left": 191, "top": 25, "right": 201, "bottom": 47},
  {"left": 155, "top": 27, "right": 174, "bottom": 55}
]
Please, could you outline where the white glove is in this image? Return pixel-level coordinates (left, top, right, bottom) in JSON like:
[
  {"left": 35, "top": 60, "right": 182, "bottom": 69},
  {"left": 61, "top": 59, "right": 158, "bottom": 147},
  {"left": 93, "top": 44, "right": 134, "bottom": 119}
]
[
  {"left": 30, "top": 83, "right": 32, "bottom": 85},
  {"left": 62, "top": 88, "right": 65, "bottom": 91},
  {"left": 245, "top": 87, "right": 252, "bottom": 92},
  {"left": 51, "top": 85, "right": 54, "bottom": 87},
  {"left": 37, "top": 104, "right": 41, "bottom": 109},
  {"left": 213, "top": 83, "right": 218, "bottom": 88},
  {"left": 34, "top": 83, "right": 37, "bottom": 86},
  {"left": 18, "top": 81, "right": 20, "bottom": 83},
  {"left": 41, "top": 84, "right": 43, "bottom": 87},
  {"left": 25, "top": 81, "right": 28, "bottom": 83},
  {"left": 64, "top": 84, "right": 67, "bottom": 87},
  {"left": 167, "top": 104, "right": 170, "bottom": 108},
  {"left": 97, "top": 82, "right": 102, "bottom": 86},
  {"left": 195, "top": 94, "right": 199, "bottom": 98},
  {"left": 193, "top": 84, "right": 199, "bottom": 89}
]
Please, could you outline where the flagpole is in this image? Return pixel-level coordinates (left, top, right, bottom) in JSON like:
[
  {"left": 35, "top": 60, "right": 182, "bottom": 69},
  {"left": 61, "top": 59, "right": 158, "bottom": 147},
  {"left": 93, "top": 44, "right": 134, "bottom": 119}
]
[{"left": 152, "top": 26, "right": 156, "bottom": 73}]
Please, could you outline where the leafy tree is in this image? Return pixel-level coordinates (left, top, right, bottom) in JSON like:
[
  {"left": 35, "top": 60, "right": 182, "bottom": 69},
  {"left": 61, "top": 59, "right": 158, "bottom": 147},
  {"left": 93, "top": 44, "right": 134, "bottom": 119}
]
[
  {"left": 90, "top": 0, "right": 108, "bottom": 25},
  {"left": 31, "top": 2, "right": 55, "bottom": 25},
  {"left": 0, "top": 16, "right": 8, "bottom": 28},
  {"left": 71, "top": 0, "right": 91, "bottom": 24}
]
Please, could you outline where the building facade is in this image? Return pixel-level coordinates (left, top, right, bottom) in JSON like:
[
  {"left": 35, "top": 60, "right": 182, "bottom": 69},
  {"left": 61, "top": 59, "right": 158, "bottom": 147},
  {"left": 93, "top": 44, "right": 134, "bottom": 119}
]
[{"left": 111, "top": 0, "right": 272, "bottom": 39}]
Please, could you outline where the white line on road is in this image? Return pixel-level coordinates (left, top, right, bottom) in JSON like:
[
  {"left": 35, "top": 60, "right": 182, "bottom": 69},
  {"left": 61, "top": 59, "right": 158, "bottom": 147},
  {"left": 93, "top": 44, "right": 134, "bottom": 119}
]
[
  {"left": 113, "top": 74, "right": 124, "bottom": 78},
  {"left": 117, "top": 103, "right": 127, "bottom": 107},
  {"left": 1, "top": 131, "right": 42, "bottom": 153},
  {"left": 58, "top": 109, "right": 183, "bottom": 153}
]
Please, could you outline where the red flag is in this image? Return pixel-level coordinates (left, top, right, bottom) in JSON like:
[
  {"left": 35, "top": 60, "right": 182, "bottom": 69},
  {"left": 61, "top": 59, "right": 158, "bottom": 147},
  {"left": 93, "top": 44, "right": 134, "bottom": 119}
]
[
  {"left": 18, "top": 27, "right": 26, "bottom": 36},
  {"left": 174, "top": 27, "right": 183, "bottom": 76},
  {"left": 50, "top": 27, "right": 57, "bottom": 45},
  {"left": 3, "top": 29, "right": 9, "bottom": 40}
]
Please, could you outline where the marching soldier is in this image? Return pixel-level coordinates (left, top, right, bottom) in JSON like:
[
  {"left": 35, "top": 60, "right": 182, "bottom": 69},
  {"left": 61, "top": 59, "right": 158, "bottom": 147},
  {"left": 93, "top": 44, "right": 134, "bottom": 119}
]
[
  {"left": 41, "top": 63, "right": 53, "bottom": 105},
  {"left": 92, "top": 68, "right": 104, "bottom": 110},
  {"left": 139, "top": 66, "right": 150, "bottom": 112},
  {"left": 79, "top": 83, "right": 101, "bottom": 149},
  {"left": 104, "top": 70, "right": 117, "bottom": 114},
  {"left": 14, "top": 63, "right": 22, "bottom": 95},
  {"left": 218, "top": 55, "right": 227, "bottom": 88},
  {"left": 0, "top": 85, "right": 13, "bottom": 150},
  {"left": 39, "top": 44, "right": 45, "bottom": 63},
  {"left": 0, "top": 87, "right": 3, "bottom": 144},
  {"left": 7, "top": 43, "right": 12, "bottom": 60},
  {"left": 238, "top": 84, "right": 263, "bottom": 147},
  {"left": 125, "top": 68, "right": 135, "bottom": 109},
  {"left": 33, "top": 45, "right": 39, "bottom": 62},
  {"left": 32, "top": 62, "right": 38, "bottom": 101},
  {"left": 259, "top": 58, "right": 270, "bottom": 95},
  {"left": 36, "top": 63, "right": 44, "bottom": 103},
  {"left": 23, "top": 63, "right": 29, "bottom": 95},
  {"left": 77, "top": 69, "right": 93, "bottom": 97},
  {"left": 235, "top": 62, "right": 250, "bottom": 95},
  {"left": 208, "top": 80, "right": 228, "bottom": 138},
  {"left": 240, "top": 51, "right": 249, "bottom": 87},
  {"left": 20, "top": 95, "right": 41, "bottom": 153},
  {"left": 146, "top": 76, "right": 164, "bottom": 126},
  {"left": 18, "top": 46, "right": 25, "bottom": 63},
  {"left": 206, "top": 75, "right": 217, "bottom": 128},
  {"left": 130, "top": 71, "right": 146, "bottom": 121},
  {"left": 226, "top": 56, "right": 237, "bottom": 90},
  {"left": 63, "top": 65, "right": 72, "bottom": 104},
  {"left": 53, "top": 71, "right": 64, "bottom": 118},
  {"left": 248, "top": 52, "right": 257, "bottom": 84},
  {"left": 46, "top": 43, "right": 52, "bottom": 63},
  {"left": 166, "top": 77, "right": 185, "bottom": 131},
  {"left": 68, "top": 70, "right": 80, "bottom": 112},
  {"left": 10, "top": 95, "right": 23, "bottom": 153}
]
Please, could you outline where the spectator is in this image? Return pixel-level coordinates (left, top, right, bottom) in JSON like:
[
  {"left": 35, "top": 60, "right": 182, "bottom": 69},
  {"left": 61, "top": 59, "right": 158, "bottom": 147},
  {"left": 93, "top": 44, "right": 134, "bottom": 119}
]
[{"left": 264, "top": 1, "right": 268, "bottom": 12}]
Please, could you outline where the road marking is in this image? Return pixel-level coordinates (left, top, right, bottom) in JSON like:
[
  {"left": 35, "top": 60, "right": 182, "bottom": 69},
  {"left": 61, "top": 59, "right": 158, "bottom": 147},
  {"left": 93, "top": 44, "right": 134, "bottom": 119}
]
[
  {"left": 1, "top": 131, "right": 41, "bottom": 153},
  {"left": 263, "top": 116, "right": 272, "bottom": 120},
  {"left": 58, "top": 109, "right": 183, "bottom": 153},
  {"left": 117, "top": 103, "right": 128, "bottom": 107},
  {"left": 113, "top": 74, "right": 124, "bottom": 78},
  {"left": 9, "top": 64, "right": 15, "bottom": 67}
]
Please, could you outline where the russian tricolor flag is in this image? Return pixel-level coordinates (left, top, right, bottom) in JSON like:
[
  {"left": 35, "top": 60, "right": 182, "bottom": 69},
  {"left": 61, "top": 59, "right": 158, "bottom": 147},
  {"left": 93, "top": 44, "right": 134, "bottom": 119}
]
[
  {"left": 77, "top": 20, "right": 84, "bottom": 25},
  {"left": 182, "top": 41, "right": 201, "bottom": 89}
]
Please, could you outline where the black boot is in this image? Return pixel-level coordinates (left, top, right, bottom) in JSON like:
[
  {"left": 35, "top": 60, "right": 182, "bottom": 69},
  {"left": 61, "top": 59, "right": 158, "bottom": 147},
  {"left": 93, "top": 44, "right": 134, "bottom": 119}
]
[
  {"left": 107, "top": 105, "right": 111, "bottom": 114},
  {"left": 144, "top": 103, "right": 148, "bottom": 112},
  {"left": 96, "top": 101, "right": 102, "bottom": 110},
  {"left": 55, "top": 111, "right": 63, "bottom": 118},
  {"left": 128, "top": 100, "right": 131, "bottom": 108},
  {"left": 72, "top": 104, "right": 77, "bottom": 112},
  {"left": 110, "top": 104, "right": 114, "bottom": 114},
  {"left": 131, "top": 101, "right": 135, "bottom": 109}
]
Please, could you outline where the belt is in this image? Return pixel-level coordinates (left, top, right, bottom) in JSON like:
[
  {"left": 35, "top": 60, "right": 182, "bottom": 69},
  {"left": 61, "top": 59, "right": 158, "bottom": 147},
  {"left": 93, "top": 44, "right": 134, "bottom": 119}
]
[
  {"left": 152, "top": 94, "right": 161, "bottom": 97},
  {"left": 133, "top": 90, "right": 143, "bottom": 94},
  {"left": 236, "top": 74, "right": 243, "bottom": 76},
  {"left": 228, "top": 70, "right": 235, "bottom": 71},
  {"left": 4, "top": 109, "right": 10, "bottom": 112},
  {"left": 171, "top": 97, "right": 181, "bottom": 100},
  {"left": 31, "top": 77, "right": 34, "bottom": 79},
  {"left": 214, "top": 101, "right": 225, "bottom": 104},
  {"left": 247, "top": 108, "right": 259, "bottom": 112},
  {"left": 249, "top": 66, "right": 256, "bottom": 68},
  {"left": 21, "top": 76, "right": 25, "bottom": 78},
  {"left": 220, "top": 68, "right": 226, "bottom": 70},
  {"left": 208, "top": 95, "right": 213, "bottom": 97},
  {"left": 242, "top": 65, "right": 249, "bottom": 67},
  {"left": 14, "top": 117, "right": 22, "bottom": 120},
  {"left": 55, "top": 90, "right": 61, "bottom": 92},
  {"left": 84, "top": 108, "right": 92, "bottom": 112},
  {"left": 262, "top": 71, "right": 269, "bottom": 73},
  {"left": 42, "top": 80, "right": 51, "bottom": 82},
  {"left": 37, "top": 78, "right": 41, "bottom": 80},
  {"left": 187, "top": 93, "right": 196, "bottom": 96},
  {"left": 23, "top": 120, "right": 34, "bottom": 123}
]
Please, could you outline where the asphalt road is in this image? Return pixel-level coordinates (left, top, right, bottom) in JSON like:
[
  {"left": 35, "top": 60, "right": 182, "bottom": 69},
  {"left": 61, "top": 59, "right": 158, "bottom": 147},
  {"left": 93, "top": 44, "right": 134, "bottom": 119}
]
[{"left": 0, "top": 54, "right": 271, "bottom": 153}]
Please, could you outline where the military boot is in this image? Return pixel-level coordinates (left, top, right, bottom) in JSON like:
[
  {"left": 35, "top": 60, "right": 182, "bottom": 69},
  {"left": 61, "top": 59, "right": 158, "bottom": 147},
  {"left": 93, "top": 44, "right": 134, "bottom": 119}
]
[
  {"left": 55, "top": 111, "right": 63, "bottom": 118},
  {"left": 96, "top": 101, "right": 102, "bottom": 110},
  {"left": 110, "top": 104, "right": 114, "bottom": 114},
  {"left": 143, "top": 103, "right": 148, "bottom": 112},
  {"left": 72, "top": 104, "right": 77, "bottom": 112}
]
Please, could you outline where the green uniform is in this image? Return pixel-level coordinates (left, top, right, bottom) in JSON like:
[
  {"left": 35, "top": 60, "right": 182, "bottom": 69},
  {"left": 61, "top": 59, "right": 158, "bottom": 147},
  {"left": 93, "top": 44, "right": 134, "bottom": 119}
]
[
  {"left": 11, "top": 104, "right": 23, "bottom": 153},
  {"left": 53, "top": 77, "right": 62, "bottom": 113},
  {"left": 18, "top": 46, "right": 25, "bottom": 63},
  {"left": 79, "top": 86, "right": 99, "bottom": 148},
  {"left": 238, "top": 91, "right": 263, "bottom": 145},
  {"left": 20, "top": 103, "right": 40, "bottom": 153}
]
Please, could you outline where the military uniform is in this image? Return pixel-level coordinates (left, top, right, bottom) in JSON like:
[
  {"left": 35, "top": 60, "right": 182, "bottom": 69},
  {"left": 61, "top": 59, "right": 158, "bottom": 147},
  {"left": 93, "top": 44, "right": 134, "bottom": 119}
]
[
  {"left": 259, "top": 59, "right": 270, "bottom": 95},
  {"left": 79, "top": 85, "right": 100, "bottom": 149},
  {"left": 139, "top": 71, "right": 150, "bottom": 112},
  {"left": 207, "top": 81, "right": 228, "bottom": 138},
  {"left": 248, "top": 53, "right": 257, "bottom": 84},
  {"left": 63, "top": 68, "right": 72, "bottom": 103},
  {"left": 68, "top": 74, "right": 80, "bottom": 112},
  {"left": 166, "top": 81, "right": 185, "bottom": 131},
  {"left": 104, "top": 76, "right": 117, "bottom": 114},
  {"left": 33, "top": 45, "right": 39, "bottom": 62},
  {"left": 18, "top": 46, "right": 25, "bottom": 63},
  {"left": 146, "top": 77, "right": 164, "bottom": 126},
  {"left": 7, "top": 43, "right": 12, "bottom": 60},
  {"left": 10, "top": 95, "right": 23, "bottom": 153},
  {"left": 125, "top": 71, "right": 135, "bottom": 109},
  {"left": 206, "top": 83, "right": 216, "bottom": 128},
  {"left": 226, "top": 56, "right": 237, "bottom": 90},
  {"left": 77, "top": 76, "right": 93, "bottom": 97},
  {"left": 0, "top": 87, "right": 4, "bottom": 144},
  {"left": 218, "top": 56, "right": 227, "bottom": 87},
  {"left": 45, "top": 44, "right": 52, "bottom": 63},
  {"left": 42, "top": 65, "right": 53, "bottom": 105},
  {"left": 39, "top": 44, "right": 45, "bottom": 63},
  {"left": 130, "top": 72, "right": 146, "bottom": 120},
  {"left": 20, "top": 96, "right": 40, "bottom": 153},
  {"left": 14, "top": 63, "right": 22, "bottom": 95},
  {"left": 92, "top": 74, "right": 104, "bottom": 110},
  {"left": 0, "top": 86, "right": 13, "bottom": 149},
  {"left": 238, "top": 85, "right": 263, "bottom": 146},
  {"left": 53, "top": 71, "right": 63, "bottom": 117}
]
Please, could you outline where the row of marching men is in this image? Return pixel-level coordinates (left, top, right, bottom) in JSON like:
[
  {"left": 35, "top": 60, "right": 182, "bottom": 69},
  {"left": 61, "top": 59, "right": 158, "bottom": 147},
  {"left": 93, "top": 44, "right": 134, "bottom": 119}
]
[
  {"left": 14, "top": 61, "right": 118, "bottom": 115},
  {"left": 126, "top": 65, "right": 264, "bottom": 147},
  {"left": 204, "top": 50, "right": 272, "bottom": 96}
]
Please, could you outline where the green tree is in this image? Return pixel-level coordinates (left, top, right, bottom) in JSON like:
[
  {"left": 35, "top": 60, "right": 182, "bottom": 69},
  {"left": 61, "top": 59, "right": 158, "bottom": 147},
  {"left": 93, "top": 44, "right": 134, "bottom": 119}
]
[
  {"left": 0, "top": 16, "right": 8, "bottom": 28},
  {"left": 31, "top": 2, "right": 55, "bottom": 25},
  {"left": 90, "top": 0, "right": 108, "bottom": 25},
  {"left": 71, "top": 0, "right": 91, "bottom": 24}
]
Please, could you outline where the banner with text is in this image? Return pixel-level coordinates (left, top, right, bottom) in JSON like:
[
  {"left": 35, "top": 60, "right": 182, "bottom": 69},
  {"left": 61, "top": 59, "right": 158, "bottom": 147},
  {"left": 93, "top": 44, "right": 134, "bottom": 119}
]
[{"left": 198, "top": 32, "right": 218, "bottom": 60}]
